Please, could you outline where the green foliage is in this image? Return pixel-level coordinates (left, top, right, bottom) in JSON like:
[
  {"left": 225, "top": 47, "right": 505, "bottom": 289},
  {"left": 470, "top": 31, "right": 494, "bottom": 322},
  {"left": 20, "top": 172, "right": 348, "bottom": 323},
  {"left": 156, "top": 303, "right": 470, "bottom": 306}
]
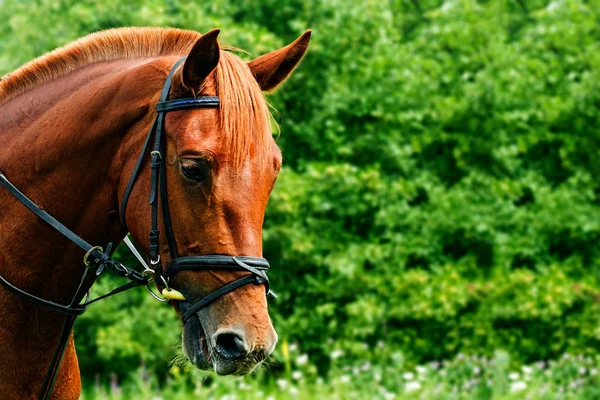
[{"left": 2, "top": 0, "right": 600, "bottom": 391}]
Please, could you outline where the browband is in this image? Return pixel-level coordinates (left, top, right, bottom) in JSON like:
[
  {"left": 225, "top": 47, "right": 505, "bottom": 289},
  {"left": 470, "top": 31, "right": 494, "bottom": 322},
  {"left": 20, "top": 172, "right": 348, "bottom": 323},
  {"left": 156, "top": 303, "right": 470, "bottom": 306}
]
[{"left": 156, "top": 97, "right": 220, "bottom": 112}]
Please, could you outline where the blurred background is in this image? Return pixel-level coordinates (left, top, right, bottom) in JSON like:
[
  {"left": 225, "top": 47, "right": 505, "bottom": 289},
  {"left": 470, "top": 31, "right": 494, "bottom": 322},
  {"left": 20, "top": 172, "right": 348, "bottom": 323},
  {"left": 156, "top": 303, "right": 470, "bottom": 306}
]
[{"left": 2, "top": 0, "right": 600, "bottom": 398}]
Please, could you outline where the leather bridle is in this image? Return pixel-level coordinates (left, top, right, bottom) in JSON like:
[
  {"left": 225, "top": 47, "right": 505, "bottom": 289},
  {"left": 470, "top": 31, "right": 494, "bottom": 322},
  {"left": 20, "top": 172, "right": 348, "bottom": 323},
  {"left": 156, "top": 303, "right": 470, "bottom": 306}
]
[{"left": 0, "top": 57, "right": 273, "bottom": 399}]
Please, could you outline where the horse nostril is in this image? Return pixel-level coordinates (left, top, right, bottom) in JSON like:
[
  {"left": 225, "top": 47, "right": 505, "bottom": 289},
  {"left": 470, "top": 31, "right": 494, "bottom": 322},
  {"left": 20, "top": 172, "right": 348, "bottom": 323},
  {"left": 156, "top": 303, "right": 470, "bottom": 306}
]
[{"left": 214, "top": 331, "right": 249, "bottom": 360}]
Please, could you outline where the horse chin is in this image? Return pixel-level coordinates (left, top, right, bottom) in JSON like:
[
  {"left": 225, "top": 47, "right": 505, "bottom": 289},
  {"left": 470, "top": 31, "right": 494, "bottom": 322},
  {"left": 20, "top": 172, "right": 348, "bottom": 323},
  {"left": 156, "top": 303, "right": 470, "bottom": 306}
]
[{"left": 182, "top": 314, "right": 212, "bottom": 370}]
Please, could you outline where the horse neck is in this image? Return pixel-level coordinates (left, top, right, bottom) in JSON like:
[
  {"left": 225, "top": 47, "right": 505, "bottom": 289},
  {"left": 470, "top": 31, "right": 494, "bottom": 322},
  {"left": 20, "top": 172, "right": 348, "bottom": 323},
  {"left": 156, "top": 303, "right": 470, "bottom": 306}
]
[{"left": 0, "top": 58, "right": 166, "bottom": 305}]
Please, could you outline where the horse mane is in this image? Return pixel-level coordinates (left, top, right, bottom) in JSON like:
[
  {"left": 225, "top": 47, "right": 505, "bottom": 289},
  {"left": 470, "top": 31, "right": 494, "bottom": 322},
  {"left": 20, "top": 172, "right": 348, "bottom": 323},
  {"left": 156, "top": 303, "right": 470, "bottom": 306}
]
[{"left": 0, "top": 27, "right": 273, "bottom": 166}]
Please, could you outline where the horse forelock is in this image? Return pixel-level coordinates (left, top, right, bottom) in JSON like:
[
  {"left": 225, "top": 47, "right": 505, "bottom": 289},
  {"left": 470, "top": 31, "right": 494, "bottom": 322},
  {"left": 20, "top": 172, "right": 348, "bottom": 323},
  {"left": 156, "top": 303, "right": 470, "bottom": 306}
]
[{"left": 211, "top": 51, "right": 274, "bottom": 168}]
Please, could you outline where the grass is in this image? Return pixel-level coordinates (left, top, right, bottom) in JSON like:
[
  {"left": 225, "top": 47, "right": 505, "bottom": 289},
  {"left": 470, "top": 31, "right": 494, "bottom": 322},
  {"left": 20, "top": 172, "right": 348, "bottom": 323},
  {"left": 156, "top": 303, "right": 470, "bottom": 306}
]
[{"left": 82, "top": 346, "right": 600, "bottom": 400}]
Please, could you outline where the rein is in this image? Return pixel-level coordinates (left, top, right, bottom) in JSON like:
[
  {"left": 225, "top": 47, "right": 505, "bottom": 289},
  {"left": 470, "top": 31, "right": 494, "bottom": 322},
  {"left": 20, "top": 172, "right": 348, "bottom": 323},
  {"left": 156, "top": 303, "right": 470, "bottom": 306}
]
[{"left": 0, "top": 57, "right": 273, "bottom": 399}]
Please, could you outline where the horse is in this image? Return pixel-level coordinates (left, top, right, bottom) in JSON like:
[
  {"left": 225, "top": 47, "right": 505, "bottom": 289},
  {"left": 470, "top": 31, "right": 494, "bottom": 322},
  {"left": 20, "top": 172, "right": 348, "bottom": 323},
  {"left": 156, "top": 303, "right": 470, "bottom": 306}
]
[{"left": 0, "top": 27, "right": 310, "bottom": 399}]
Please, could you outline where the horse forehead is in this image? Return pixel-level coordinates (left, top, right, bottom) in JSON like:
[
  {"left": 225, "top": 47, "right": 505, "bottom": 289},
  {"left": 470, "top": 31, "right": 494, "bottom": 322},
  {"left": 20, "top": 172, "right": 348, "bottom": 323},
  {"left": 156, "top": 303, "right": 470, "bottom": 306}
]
[{"left": 172, "top": 109, "right": 220, "bottom": 143}]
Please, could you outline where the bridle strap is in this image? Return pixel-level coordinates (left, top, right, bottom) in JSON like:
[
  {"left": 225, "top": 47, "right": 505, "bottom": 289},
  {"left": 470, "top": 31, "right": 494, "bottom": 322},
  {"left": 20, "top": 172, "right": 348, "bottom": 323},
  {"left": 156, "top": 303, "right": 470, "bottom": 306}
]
[
  {"left": 0, "top": 173, "right": 98, "bottom": 255},
  {"left": 0, "top": 274, "right": 88, "bottom": 315},
  {"left": 119, "top": 119, "right": 156, "bottom": 228},
  {"left": 156, "top": 97, "right": 220, "bottom": 111},
  {"left": 164, "top": 255, "right": 270, "bottom": 275},
  {"left": 181, "top": 275, "right": 258, "bottom": 321}
]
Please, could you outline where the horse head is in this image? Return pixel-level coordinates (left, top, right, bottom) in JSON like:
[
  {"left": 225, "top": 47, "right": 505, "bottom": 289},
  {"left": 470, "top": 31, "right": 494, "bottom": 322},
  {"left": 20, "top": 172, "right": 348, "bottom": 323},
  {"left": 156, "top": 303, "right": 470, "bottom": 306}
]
[{"left": 121, "top": 29, "right": 311, "bottom": 375}]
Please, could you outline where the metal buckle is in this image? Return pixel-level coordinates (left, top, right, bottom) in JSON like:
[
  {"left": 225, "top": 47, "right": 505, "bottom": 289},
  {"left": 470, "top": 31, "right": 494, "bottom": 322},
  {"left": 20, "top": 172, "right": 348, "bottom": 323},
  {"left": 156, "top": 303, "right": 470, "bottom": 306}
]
[
  {"left": 150, "top": 255, "right": 161, "bottom": 265},
  {"left": 150, "top": 151, "right": 162, "bottom": 159},
  {"left": 83, "top": 246, "right": 104, "bottom": 267},
  {"left": 141, "top": 269, "right": 155, "bottom": 280}
]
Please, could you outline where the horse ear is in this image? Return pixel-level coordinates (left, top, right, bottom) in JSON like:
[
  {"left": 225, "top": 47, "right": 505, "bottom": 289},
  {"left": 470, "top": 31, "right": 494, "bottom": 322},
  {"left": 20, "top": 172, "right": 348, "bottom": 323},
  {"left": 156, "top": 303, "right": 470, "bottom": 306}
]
[
  {"left": 248, "top": 30, "right": 311, "bottom": 92},
  {"left": 181, "top": 29, "right": 221, "bottom": 89}
]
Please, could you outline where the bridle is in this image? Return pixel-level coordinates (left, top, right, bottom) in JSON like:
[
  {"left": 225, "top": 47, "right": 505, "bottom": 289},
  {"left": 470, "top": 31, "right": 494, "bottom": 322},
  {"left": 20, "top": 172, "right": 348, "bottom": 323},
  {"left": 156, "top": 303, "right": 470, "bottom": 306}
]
[{"left": 0, "top": 57, "right": 273, "bottom": 399}]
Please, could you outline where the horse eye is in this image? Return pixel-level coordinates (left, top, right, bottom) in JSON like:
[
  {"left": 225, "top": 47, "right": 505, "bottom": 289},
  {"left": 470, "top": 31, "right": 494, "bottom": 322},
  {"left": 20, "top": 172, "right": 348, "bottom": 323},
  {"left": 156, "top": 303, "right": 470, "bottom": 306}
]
[{"left": 181, "top": 159, "right": 211, "bottom": 182}]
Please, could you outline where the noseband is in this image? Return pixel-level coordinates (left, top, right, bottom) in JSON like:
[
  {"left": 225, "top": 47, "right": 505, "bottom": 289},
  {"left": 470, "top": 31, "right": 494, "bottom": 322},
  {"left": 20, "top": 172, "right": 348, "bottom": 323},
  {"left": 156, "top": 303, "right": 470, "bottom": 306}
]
[{"left": 0, "top": 57, "right": 272, "bottom": 399}]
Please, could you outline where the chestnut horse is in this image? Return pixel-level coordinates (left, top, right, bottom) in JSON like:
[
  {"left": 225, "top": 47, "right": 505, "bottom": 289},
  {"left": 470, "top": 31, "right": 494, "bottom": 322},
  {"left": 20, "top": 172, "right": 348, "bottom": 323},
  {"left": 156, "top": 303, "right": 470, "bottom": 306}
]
[{"left": 0, "top": 27, "right": 310, "bottom": 399}]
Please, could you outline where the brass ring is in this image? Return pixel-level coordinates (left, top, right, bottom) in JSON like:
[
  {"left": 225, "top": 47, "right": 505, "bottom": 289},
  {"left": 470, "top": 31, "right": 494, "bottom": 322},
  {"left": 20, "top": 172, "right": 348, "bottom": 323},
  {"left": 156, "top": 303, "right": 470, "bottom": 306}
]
[{"left": 83, "top": 246, "right": 104, "bottom": 267}]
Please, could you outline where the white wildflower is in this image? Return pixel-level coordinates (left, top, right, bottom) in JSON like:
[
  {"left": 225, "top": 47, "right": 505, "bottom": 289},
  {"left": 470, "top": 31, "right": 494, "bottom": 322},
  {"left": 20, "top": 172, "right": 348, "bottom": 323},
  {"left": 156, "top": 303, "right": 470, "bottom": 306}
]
[
  {"left": 339, "top": 375, "right": 350, "bottom": 384},
  {"left": 289, "top": 386, "right": 299, "bottom": 395},
  {"left": 591, "top": 368, "right": 598, "bottom": 376},
  {"left": 330, "top": 350, "right": 344, "bottom": 360},
  {"left": 570, "top": 379, "right": 584, "bottom": 389},
  {"left": 508, "top": 372, "right": 520, "bottom": 380},
  {"left": 289, "top": 343, "right": 298, "bottom": 352},
  {"left": 403, "top": 372, "right": 414, "bottom": 380},
  {"left": 276, "top": 379, "right": 288, "bottom": 390},
  {"left": 361, "top": 361, "right": 372, "bottom": 371},
  {"left": 579, "top": 367, "right": 587, "bottom": 375},
  {"left": 291, "top": 371, "right": 303, "bottom": 380},
  {"left": 416, "top": 366, "right": 427, "bottom": 375},
  {"left": 473, "top": 367, "right": 481, "bottom": 375},
  {"left": 404, "top": 381, "right": 422, "bottom": 393},
  {"left": 510, "top": 381, "right": 527, "bottom": 393},
  {"left": 535, "top": 361, "right": 545, "bottom": 370},
  {"left": 295, "top": 354, "right": 309, "bottom": 366},
  {"left": 521, "top": 366, "right": 533, "bottom": 375}
]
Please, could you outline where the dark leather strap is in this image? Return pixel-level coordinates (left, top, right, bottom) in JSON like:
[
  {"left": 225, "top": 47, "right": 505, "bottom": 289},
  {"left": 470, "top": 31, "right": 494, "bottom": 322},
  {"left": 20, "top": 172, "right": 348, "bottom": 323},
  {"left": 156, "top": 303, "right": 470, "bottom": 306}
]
[
  {"left": 0, "top": 173, "right": 96, "bottom": 254},
  {"left": 182, "top": 275, "right": 259, "bottom": 321},
  {"left": 159, "top": 139, "right": 179, "bottom": 259},
  {"left": 164, "top": 256, "right": 269, "bottom": 280},
  {"left": 165, "top": 255, "right": 269, "bottom": 272},
  {"left": 119, "top": 119, "right": 156, "bottom": 228},
  {"left": 38, "top": 315, "right": 77, "bottom": 400},
  {"left": 156, "top": 97, "right": 219, "bottom": 112},
  {"left": 38, "top": 249, "right": 99, "bottom": 400},
  {"left": 0, "top": 274, "right": 88, "bottom": 315}
]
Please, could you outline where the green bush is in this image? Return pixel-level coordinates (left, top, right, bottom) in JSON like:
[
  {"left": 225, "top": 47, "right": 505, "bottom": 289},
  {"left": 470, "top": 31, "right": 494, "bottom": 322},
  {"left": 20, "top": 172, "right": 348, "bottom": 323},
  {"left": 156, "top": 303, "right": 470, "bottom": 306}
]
[{"left": 2, "top": 0, "right": 600, "bottom": 386}]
